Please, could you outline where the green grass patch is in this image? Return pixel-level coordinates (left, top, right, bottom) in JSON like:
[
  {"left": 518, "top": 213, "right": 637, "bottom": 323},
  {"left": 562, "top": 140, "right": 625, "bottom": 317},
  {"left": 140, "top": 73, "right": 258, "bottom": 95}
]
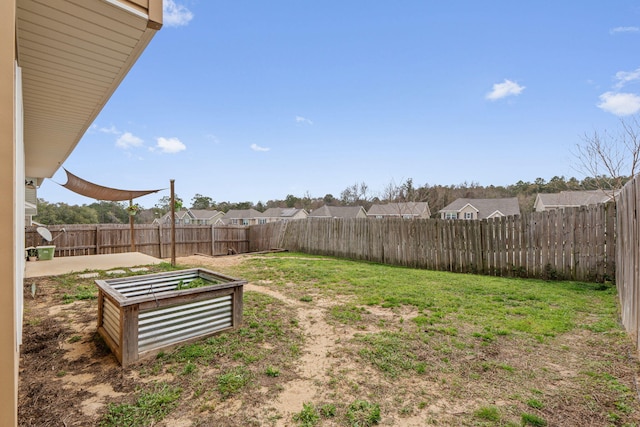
[
  {"left": 526, "top": 398, "right": 544, "bottom": 409},
  {"left": 176, "top": 277, "right": 220, "bottom": 290},
  {"left": 217, "top": 366, "right": 251, "bottom": 399},
  {"left": 329, "top": 304, "right": 367, "bottom": 325},
  {"left": 473, "top": 405, "right": 500, "bottom": 422},
  {"left": 99, "top": 383, "right": 181, "bottom": 427},
  {"left": 181, "top": 361, "right": 197, "bottom": 375},
  {"left": 293, "top": 402, "right": 320, "bottom": 426},
  {"left": 170, "top": 292, "right": 299, "bottom": 365},
  {"left": 225, "top": 253, "right": 620, "bottom": 340},
  {"left": 265, "top": 366, "right": 280, "bottom": 377},
  {"left": 521, "top": 412, "right": 547, "bottom": 426},
  {"left": 67, "top": 335, "right": 82, "bottom": 343},
  {"left": 356, "top": 331, "right": 425, "bottom": 378},
  {"left": 320, "top": 403, "right": 336, "bottom": 417},
  {"left": 62, "top": 284, "right": 97, "bottom": 303},
  {"left": 345, "top": 400, "right": 381, "bottom": 426}
]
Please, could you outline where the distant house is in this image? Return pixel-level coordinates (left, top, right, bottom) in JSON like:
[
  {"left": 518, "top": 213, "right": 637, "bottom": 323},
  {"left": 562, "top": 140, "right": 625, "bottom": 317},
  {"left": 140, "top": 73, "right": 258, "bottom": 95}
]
[
  {"left": 152, "top": 209, "right": 224, "bottom": 226},
  {"left": 188, "top": 209, "right": 225, "bottom": 225},
  {"left": 439, "top": 198, "right": 520, "bottom": 220},
  {"left": 220, "top": 209, "right": 264, "bottom": 226},
  {"left": 534, "top": 190, "right": 617, "bottom": 212},
  {"left": 366, "top": 202, "right": 431, "bottom": 219},
  {"left": 152, "top": 209, "right": 190, "bottom": 225},
  {"left": 308, "top": 205, "right": 367, "bottom": 219},
  {"left": 260, "top": 207, "right": 308, "bottom": 223}
]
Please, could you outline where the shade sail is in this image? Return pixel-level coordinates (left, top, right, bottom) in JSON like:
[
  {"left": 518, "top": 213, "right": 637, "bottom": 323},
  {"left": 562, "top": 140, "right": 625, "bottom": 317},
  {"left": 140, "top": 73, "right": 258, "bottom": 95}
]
[{"left": 61, "top": 169, "right": 163, "bottom": 202}]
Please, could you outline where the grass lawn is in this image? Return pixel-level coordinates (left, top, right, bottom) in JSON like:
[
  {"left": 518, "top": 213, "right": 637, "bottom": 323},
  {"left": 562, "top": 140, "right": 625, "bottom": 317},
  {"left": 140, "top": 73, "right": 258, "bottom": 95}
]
[{"left": 19, "top": 253, "right": 640, "bottom": 426}]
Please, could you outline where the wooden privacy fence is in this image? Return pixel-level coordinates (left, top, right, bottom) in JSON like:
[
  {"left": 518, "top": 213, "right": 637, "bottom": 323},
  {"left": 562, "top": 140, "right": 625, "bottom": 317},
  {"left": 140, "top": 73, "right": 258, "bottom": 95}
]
[
  {"left": 250, "top": 204, "right": 616, "bottom": 282},
  {"left": 26, "top": 204, "right": 615, "bottom": 282},
  {"left": 25, "top": 224, "right": 249, "bottom": 259},
  {"left": 616, "top": 175, "right": 640, "bottom": 349}
]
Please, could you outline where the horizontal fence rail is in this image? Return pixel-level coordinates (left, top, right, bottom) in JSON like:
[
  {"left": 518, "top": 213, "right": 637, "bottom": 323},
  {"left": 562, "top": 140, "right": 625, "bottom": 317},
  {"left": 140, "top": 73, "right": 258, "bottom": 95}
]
[
  {"left": 25, "top": 224, "right": 249, "bottom": 259},
  {"left": 250, "top": 204, "right": 616, "bottom": 282}
]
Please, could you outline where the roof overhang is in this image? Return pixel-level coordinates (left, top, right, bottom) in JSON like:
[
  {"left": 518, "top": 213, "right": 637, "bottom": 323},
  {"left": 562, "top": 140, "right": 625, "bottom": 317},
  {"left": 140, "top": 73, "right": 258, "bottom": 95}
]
[
  {"left": 17, "top": 0, "right": 162, "bottom": 178},
  {"left": 460, "top": 203, "right": 479, "bottom": 213},
  {"left": 486, "top": 210, "right": 505, "bottom": 218}
]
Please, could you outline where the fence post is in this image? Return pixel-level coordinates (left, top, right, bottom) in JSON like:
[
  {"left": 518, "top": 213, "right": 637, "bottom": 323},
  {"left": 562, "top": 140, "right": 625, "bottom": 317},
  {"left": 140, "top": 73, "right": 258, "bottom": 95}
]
[
  {"left": 211, "top": 225, "right": 215, "bottom": 256},
  {"left": 96, "top": 224, "right": 100, "bottom": 255}
]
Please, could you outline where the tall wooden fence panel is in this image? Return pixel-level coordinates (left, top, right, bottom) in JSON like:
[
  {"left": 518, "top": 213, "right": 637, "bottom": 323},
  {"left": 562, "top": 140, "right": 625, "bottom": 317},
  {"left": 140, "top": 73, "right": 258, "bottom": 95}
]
[
  {"left": 25, "top": 224, "right": 249, "bottom": 259},
  {"left": 214, "top": 226, "right": 250, "bottom": 255},
  {"left": 249, "top": 204, "right": 615, "bottom": 282},
  {"left": 616, "top": 176, "right": 640, "bottom": 348},
  {"left": 249, "top": 221, "right": 287, "bottom": 252}
]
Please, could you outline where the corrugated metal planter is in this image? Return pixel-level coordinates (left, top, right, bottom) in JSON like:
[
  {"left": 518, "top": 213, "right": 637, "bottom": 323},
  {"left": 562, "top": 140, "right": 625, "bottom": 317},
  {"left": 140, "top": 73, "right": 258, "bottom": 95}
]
[{"left": 95, "top": 268, "right": 246, "bottom": 367}]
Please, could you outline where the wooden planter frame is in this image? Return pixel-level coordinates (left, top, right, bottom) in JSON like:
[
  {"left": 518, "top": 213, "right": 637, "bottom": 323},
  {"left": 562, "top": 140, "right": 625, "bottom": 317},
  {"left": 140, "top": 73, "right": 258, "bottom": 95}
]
[{"left": 95, "top": 268, "right": 245, "bottom": 366}]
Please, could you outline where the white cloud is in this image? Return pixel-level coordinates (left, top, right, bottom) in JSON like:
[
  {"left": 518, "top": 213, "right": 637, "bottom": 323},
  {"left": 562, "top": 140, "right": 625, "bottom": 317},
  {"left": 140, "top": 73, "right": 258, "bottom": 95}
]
[
  {"left": 614, "top": 67, "right": 640, "bottom": 88},
  {"left": 163, "top": 0, "right": 193, "bottom": 27},
  {"left": 597, "top": 92, "right": 640, "bottom": 116},
  {"left": 155, "top": 137, "right": 186, "bottom": 153},
  {"left": 99, "top": 125, "right": 121, "bottom": 135},
  {"left": 116, "top": 132, "right": 144, "bottom": 149},
  {"left": 295, "top": 116, "right": 313, "bottom": 125},
  {"left": 250, "top": 143, "right": 270, "bottom": 152},
  {"left": 610, "top": 26, "right": 639, "bottom": 34},
  {"left": 486, "top": 79, "right": 525, "bottom": 101}
]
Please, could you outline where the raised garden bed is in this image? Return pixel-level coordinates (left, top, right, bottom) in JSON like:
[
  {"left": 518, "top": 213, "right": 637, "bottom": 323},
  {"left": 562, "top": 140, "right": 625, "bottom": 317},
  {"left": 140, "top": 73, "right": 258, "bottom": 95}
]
[{"left": 95, "top": 268, "right": 246, "bottom": 366}]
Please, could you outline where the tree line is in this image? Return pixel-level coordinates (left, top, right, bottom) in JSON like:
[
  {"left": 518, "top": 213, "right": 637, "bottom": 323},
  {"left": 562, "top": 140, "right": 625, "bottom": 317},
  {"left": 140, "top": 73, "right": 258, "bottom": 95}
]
[{"left": 33, "top": 175, "right": 626, "bottom": 225}]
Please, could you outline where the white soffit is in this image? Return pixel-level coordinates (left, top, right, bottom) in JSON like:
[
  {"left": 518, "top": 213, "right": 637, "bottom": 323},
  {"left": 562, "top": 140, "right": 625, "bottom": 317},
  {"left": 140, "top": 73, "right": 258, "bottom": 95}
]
[{"left": 17, "top": 0, "right": 158, "bottom": 178}]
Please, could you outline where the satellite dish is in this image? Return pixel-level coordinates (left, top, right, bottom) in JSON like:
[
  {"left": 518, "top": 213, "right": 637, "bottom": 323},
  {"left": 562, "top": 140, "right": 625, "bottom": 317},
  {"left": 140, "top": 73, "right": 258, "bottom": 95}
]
[{"left": 36, "top": 227, "right": 53, "bottom": 242}]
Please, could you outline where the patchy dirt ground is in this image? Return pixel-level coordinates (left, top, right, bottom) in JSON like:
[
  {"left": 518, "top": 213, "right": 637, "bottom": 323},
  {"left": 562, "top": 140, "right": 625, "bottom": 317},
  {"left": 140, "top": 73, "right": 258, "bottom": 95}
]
[{"left": 19, "top": 254, "right": 640, "bottom": 426}]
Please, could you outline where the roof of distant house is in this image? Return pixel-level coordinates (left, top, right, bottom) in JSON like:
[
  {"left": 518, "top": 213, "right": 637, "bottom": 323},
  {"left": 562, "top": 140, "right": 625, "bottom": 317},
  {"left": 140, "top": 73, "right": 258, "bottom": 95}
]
[
  {"left": 309, "top": 205, "right": 366, "bottom": 218},
  {"left": 188, "top": 209, "right": 222, "bottom": 220},
  {"left": 261, "top": 207, "right": 307, "bottom": 218},
  {"left": 153, "top": 209, "right": 190, "bottom": 223},
  {"left": 367, "top": 202, "right": 431, "bottom": 216},
  {"left": 221, "top": 209, "right": 263, "bottom": 219},
  {"left": 172, "top": 209, "right": 190, "bottom": 219},
  {"left": 535, "top": 190, "right": 616, "bottom": 208},
  {"left": 439, "top": 197, "right": 520, "bottom": 218}
]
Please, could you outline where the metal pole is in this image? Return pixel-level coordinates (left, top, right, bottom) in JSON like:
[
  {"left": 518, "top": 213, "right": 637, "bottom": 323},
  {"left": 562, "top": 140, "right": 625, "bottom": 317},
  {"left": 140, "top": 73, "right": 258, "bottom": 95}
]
[
  {"left": 129, "top": 198, "right": 135, "bottom": 252},
  {"left": 170, "top": 179, "right": 176, "bottom": 266}
]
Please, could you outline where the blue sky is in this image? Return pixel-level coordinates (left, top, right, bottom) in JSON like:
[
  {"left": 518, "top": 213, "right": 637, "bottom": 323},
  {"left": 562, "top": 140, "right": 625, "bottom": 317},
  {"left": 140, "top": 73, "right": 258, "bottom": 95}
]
[{"left": 39, "top": 1, "right": 640, "bottom": 208}]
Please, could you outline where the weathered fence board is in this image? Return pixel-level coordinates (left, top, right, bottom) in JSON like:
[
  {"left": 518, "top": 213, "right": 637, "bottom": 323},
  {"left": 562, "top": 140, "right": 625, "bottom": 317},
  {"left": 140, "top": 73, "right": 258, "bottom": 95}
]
[{"left": 617, "top": 176, "right": 639, "bottom": 348}]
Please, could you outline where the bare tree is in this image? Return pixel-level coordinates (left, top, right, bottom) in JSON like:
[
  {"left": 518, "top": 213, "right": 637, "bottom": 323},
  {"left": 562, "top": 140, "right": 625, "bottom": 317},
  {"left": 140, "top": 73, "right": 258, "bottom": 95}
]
[
  {"left": 574, "top": 115, "right": 640, "bottom": 195},
  {"left": 380, "top": 178, "right": 402, "bottom": 203},
  {"left": 378, "top": 178, "right": 430, "bottom": 217},
  {"left": 340, "top": 181, "right": 370, "bottom": 207}
]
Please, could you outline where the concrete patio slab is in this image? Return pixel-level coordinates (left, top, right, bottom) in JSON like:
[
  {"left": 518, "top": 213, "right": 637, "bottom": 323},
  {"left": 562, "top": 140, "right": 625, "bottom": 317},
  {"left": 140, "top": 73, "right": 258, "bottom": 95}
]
[{"left": 25, "top": 252, "right": 163, "bottom": 278}]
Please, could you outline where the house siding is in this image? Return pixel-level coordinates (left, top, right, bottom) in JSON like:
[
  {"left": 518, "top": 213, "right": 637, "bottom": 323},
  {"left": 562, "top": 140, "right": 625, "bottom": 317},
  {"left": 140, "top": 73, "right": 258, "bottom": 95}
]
[
  {"left": 1, "top": 2, "right": 19, "bottom": 424},
  {"left": 459, "top": 205, "right": 477, "bottom": 220}
]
